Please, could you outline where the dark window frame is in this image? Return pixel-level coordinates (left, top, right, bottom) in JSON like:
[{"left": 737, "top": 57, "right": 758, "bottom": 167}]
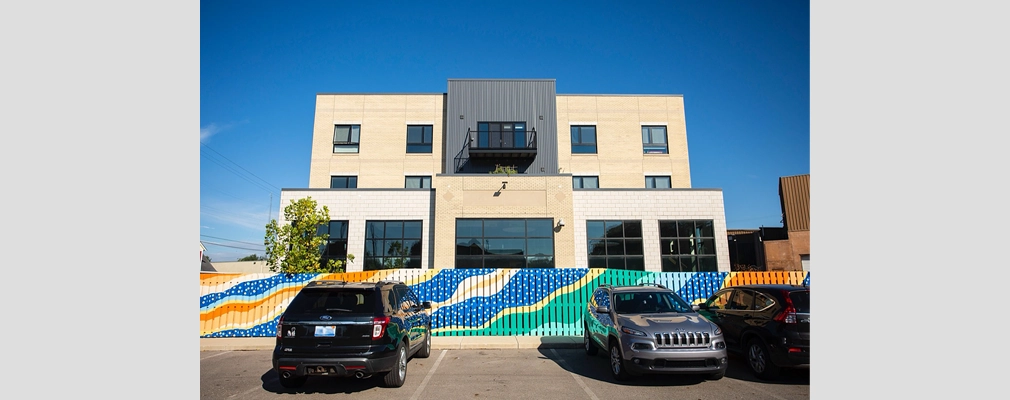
[
  {"left": 364, "top": 220, "right": 423, "bottom": 271},
  {"left": 455, "top": 218, "right": 555, "bottom": 269},
  {"left": 586, "top": 220, "right": 644, "bottom": 271},
  {"left": 330, "top": 176, "right": 358, "bottom": 189},
  {"left": 659, "top": 219, "right": 718, "bottom": 272},
  {"left": 642, "top": 125, "right": 668, "bottom": 154},
  {"left": 406, "top": 125, "right": 433, "bottom": 153},
  {"left": 570, "top": 125, "right": 598, "bottom": 154},
  {"left": 404, "top": 176, "right": 431, "bottom": 189},
  {"left": 573, "top": 176, "right": 599, "bottom": 189},
  {"left": 645, "top": 176, "right": 671, "bottom": 188},
  {"left": 317, "top": 220, "right": 349, "bottom": 269},
  {"left": 477, "top": 121, "right": 527, "bottom": 149},
  {"left": 333, "top": 124, "right": 361, "bottom": 153}
]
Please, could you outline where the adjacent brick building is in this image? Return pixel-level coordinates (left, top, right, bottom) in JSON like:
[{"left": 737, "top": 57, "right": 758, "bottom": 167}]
[{"left": 280, "top": 79, "right": 731, "bottom": 272}]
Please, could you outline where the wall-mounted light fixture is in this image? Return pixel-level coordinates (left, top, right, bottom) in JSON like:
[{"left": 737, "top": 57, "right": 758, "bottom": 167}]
[{"left": 557, "top": 218, "right": 565, "bottom": 228}]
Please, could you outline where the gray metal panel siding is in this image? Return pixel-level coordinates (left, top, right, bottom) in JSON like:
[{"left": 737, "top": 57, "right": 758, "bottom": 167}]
[{"left": 444, "top": 79, "right": 558, "bottom": 174}]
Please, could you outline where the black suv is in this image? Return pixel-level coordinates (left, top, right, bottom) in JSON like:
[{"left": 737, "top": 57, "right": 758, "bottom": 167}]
[
  {"left": 584, "top": 283, "right": 728, "bottom": 381},
  {"left": 697, "top": 284, "right": 810, "bottom": 380},
  {"left": 272, "top": 280, "right": 432, "bottom": 388}
]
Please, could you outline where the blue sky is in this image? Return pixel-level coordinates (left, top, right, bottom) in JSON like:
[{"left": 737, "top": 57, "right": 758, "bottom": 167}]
[{"left": 200, "top": 0, "right": 810, "bottom": 262}]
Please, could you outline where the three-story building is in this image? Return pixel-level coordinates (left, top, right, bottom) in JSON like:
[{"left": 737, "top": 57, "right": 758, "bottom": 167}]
[{"left": 280, "top": 78, "right": 730, "bottom": 272}]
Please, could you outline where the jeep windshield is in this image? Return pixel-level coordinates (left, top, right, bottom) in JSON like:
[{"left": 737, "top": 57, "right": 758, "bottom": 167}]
[{"left": 613, "top": 291, "right": 694, "bottom": 314}]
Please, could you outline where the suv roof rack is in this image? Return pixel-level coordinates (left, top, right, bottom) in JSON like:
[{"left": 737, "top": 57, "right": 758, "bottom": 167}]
[
  {"left": 306, "top": 280, "right": 347, "bottom": 287},
  {"left": 638, "top": 282, "right": 668, "bottom": 289}
]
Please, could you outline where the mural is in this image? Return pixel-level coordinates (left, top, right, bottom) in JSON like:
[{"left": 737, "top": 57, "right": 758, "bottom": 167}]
[{"left": 200, "top": 269, "right": 810, "bottom": 338}]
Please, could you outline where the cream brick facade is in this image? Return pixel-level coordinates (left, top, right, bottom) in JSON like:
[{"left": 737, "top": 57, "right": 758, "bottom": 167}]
[
  {"left": 556, "top": 95, "right": 691, "bottom": 188},
  {"left": 309, "top": 94, "right": 444, "bottom": 188},
  {"left": 288, "top": 80, "right": 729, "bottom": 272}
]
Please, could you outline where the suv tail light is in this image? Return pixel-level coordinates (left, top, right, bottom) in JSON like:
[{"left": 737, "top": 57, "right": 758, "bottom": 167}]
[
  {"left": 276, "top": 315, "right": 284, "bottom": 338},
  {"left": 773, "top": 291, "right": 798, "bottom": 324},
  {"left": 372, "top": 316, "right": 390, "bottom": 339}
]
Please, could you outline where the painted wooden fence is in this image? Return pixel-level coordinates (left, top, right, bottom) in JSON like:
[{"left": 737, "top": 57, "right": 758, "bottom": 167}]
[{"left": 200, "top": 269, "right": 810, "bottom": 338}]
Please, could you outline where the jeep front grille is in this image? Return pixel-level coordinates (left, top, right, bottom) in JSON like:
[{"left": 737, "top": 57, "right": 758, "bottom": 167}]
[{"left": 654, "top": 332, "right": 711, "bottom": 347}]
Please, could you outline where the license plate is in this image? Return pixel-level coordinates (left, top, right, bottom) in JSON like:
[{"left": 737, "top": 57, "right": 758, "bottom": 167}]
[{"left": 314, "top": 325, "right": 336, "bottom": 337}]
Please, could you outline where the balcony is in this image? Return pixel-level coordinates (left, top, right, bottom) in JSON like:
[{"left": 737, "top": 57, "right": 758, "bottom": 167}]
[{"left": 466, "top": 127, "right": 538, "bottom": 159}]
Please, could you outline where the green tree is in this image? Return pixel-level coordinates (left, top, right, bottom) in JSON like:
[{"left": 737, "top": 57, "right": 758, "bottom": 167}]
[
  {"left": 264, "top": 197, "right": 353, "bottom": 273},
  {"left": 237, "top": 254, "right": 265, "bottom": 262}
]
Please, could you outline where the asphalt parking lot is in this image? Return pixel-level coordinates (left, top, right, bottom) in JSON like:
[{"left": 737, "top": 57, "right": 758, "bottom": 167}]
[{"left": 200, "top": 348, "right": 809, "bottom": 400}]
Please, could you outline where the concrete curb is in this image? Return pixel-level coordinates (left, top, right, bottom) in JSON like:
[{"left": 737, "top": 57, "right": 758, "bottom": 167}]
[{"left": 200, "top": 336, "right": 583, "bottom": 351}]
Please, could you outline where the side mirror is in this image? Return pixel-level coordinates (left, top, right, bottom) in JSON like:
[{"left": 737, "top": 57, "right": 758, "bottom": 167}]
[
  {"left": 692, "top": 304, "right": 701, "bottom": 311},
  {"left": 596, "top": 306, "right": 610, "bottom": 314},
  {"left": 696, "top": 303, "right": 709, "bottom": 310},
  {"left": 422, "top": 301, "right": 432, "bottom": 310}
]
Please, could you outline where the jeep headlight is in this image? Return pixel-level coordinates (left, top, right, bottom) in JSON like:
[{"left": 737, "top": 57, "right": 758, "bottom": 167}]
[
  {"left": 621, "top": 326, "right": 647, "bottom": 337},
  {"left": 712, "top": 325, "right": 722, "bottom": 336}
]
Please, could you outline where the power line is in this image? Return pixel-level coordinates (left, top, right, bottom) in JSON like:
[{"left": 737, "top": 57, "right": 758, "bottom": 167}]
[
  {"left": 200, "top": 234, "right": 264, "bottom": 247},
  {"left": 201, "top": 240, "right": 264, "bottom": 251},
  {"left": 201, "top": 152, "right": 276, "bottom": 194},
  {"left": 200, "top": 142, "right": 281, "bottom": 191}
]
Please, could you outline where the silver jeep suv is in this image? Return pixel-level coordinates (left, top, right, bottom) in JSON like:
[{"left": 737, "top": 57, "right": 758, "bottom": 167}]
[{"left": 584, "top": 283, "right": 728, "bottom": 380}]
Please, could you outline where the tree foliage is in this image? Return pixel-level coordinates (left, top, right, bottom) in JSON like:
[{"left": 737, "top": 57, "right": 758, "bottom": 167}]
[
  {"left": 264, "top": 197, "right": 352, "bottom": 273},
  {"left": 237, "top": 254, "right": 265, "bottom": 262}
]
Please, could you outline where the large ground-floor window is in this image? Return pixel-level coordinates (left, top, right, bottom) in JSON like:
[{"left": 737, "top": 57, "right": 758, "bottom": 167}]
[
  {"left": 318, "top": 220, "right": 348, "bottom": 269},
  {"left": 455, "top": 218, "right": 554, "bottom": 268},
  {"left": 364, "top": 220, "right": 422, "bottom": 270},
  {"left": 659, "top": 220, "right": 717, "bottom": 272},
  {"left": 587, "top": 220, "right": 644, "bottom": 270}
]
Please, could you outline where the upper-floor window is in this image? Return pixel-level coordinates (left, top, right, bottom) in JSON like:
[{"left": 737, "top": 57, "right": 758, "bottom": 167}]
[
  {"left": 477, "top": 122, "right": 526, "bottom": 149},
  {"left": 571, "top": 125, "right": 597, "bottom": 154},
  {"left": 406, "top": 125, "right": 433, "bottom": 153},
  {"left": 642, "top": 126, "right": 668, "bottom": 154},
  {"left": 330, "top": 176, "right": 357, "bottom": 188},
  {"left": 333, "top": 125, "right": 360, "bottom": 153},
  {"left": 573, "top": 176, "right": 599, "bottom": 189},
  {"left": 645, "top": 176, "right": 671, "bottom": 188},
  {"left": 405, "top": 176, "right": 431, "bottom": 188}
]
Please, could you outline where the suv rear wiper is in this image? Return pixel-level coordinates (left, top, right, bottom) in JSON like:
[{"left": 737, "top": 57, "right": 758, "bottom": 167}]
[{"left": 325, "top": 308, "right": 353, "bottom": 312}]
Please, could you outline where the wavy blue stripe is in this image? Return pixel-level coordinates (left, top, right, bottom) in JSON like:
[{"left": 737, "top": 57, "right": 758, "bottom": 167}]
[
  {"left": 200, "top": 273, "right": 320, "bottom": 308},
  {"left": 202, "top": 316, "right": 280, "bottom": 338},
  {"left": 429, "top": 269, "right": 585, "bottom": 329}
]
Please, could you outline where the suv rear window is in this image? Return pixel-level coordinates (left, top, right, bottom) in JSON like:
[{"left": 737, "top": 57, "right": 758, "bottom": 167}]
[
  {"left": 788, "top": 290, "right": 810, "bottom": 313},
  {"left": 286, "top": 290, "right": 377, "bottom": 314}
]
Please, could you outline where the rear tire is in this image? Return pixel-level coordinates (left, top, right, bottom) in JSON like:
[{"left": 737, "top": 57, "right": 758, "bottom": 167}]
[
  {"left": 383, "top": 343, "right": 408, "bottom": 388},
  {"left": 609, "top": 341, "right": 631, "bottom": 381},
  {"left": 584, "top": 326, "right": 598, "bottom": 356},
  {"left": 278, "top": 373, "right": 306, "bottom": 389},
  {"left": 747, "top": 338, "right": 781, "bottom": 380},
  {"left": 417, "top": 329, "right": 432, "bottom": 358}
]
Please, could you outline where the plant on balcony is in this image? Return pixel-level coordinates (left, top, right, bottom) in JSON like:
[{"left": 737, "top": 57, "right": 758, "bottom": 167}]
[{"left": 490, "top": 164, "right": 518, "bottom": 176}]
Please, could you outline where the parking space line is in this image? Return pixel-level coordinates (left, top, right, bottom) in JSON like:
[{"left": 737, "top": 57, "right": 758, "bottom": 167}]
[
  {"left": 550, "top": 349, "right": 600, "bottom": 400},
  {"left": 409, "top": 349, "right": 447, "bottom": 400},
  {"left": 201, "top": 351, "right": 232, "bottom": 360}
]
